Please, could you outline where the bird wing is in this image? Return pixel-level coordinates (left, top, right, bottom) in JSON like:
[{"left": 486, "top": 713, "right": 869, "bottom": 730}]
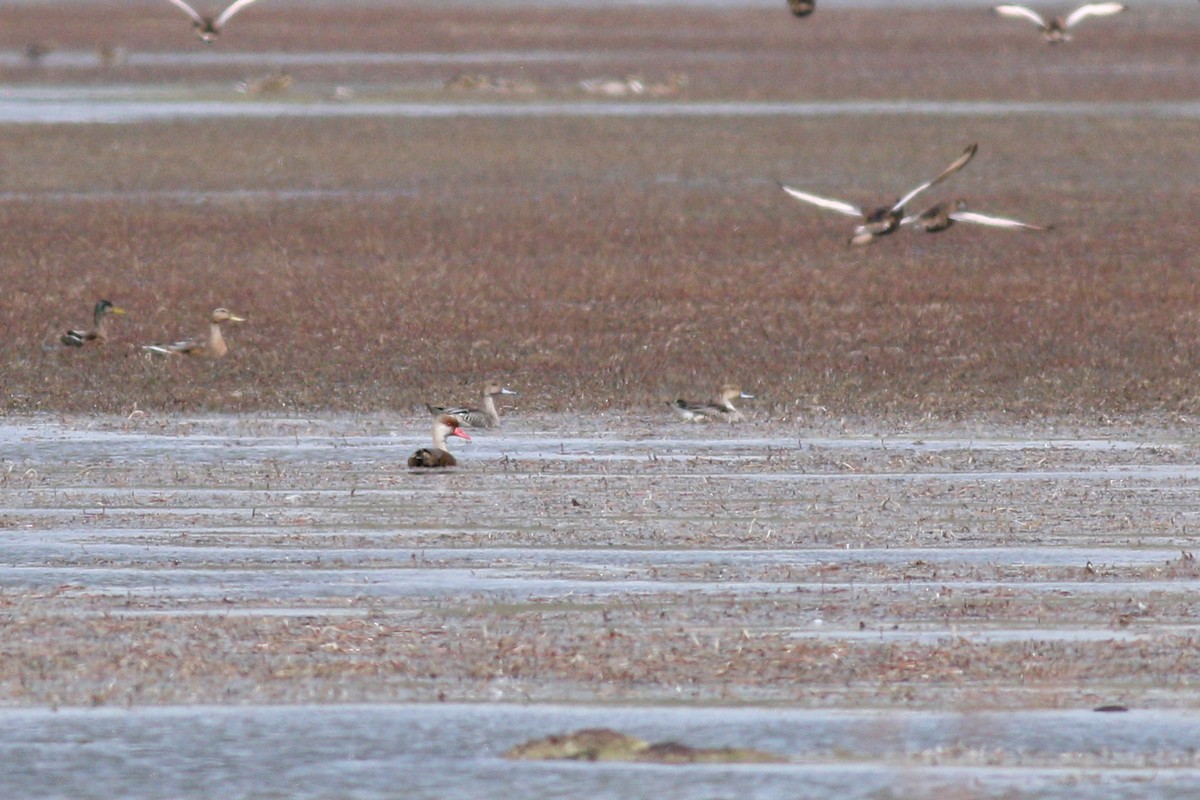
[
  {"left": 1063, "top": 2, "right": 1126, "bottom": 29},
  {"left": 992, "top": 5, "right": 1049, "bottom": 28},
  {"left": 215, "top": 0, "right": 261, "bottom": 28},
  {"left": 892, "top": 143, "right": 978, "bottom": 212},
  {"left": 779, "top": 184, "right": 862, "bottom": 218},
  {"left": 950, "top": 210, "right": 1049, "bottom": 230},
  {"left": 165, "top": 0, "right": 206, "bottom": 25}
]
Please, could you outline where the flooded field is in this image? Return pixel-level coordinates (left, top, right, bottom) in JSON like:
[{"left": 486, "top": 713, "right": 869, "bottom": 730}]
[
  {"left": 4, "top": 1, "right": 1200, "bottom": 797},
  {"left": 3, "top": 413, "right": 1200, "bottom": 796}
]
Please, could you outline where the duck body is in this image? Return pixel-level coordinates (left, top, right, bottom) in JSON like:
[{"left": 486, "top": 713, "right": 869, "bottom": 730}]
[
  {"left": 671, "top": 384, "right": 754, "bottom": 424},
  {"left": 142, "top": 307, "right": 245, "bottom": 357},
  {"left": 61, "top": 300, "right": 126, "bottom": 347},
  {"left": 426, "top": 382, "right": 516, "bottom": 428},
  {"left": 902, "top": 200, "right": 1051, "bottom": 234},
  {"left": 409, "top": 414, "right": 471, "bottom": 468}
]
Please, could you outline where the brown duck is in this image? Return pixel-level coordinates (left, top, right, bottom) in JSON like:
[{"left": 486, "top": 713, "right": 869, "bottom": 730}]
[
  {"left": 142, "top": 307, "right": 245, "bottom": 357},
  {"left": 408, "top": 414, "right": 472, "bottom": 468}
]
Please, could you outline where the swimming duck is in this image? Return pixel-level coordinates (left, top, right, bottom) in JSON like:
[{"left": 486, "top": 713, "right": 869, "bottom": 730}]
[
  {"left": 408, "top": 414, "right": 472, "bottom": 468},
  {"left": 788, "top": 0, "right": 816, "bottom": 17},
  {"left": 671, "top": 384, "right": 754, "bottom": 424},
  {"left": 780, "top": 144, "right": 978, "bottom": 245},
  {"left": 426, "top": 381, "right": 517, "bottom": 428},
  {"left": 902, "top": 200, "right": 1052, "bottom": 234},
  {"left": 61, "top": 300, "right": 126, "bottom": 347},
  {"left": 142, "top": 307, "right": 245, "bottom": 357},
  {"left": 992, "top": 3, "right": 1126, "bottom": 43},
  {"left": 165, "top": 0, "right": 262, "bottom": 43}
]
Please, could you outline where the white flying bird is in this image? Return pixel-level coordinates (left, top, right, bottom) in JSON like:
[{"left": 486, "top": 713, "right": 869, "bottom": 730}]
[
  {"left": 779, "top": 144, "right": 978, "bottom": 245},
  {"left": 992, "top": 3, "right": 1127, "bottom": 43},
  {"left": 165, "top": 0, "right": 263, "bottom": 43}
]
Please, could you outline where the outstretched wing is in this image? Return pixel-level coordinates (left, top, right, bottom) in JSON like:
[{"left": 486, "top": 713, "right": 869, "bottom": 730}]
[
  {"left": 993, "top": 5, "right": 1049, "bottom": 28},
  {"left": 951, "top": 209, "right": 1050, "bottom": 230},
  {"left": 892, "top": 143, "right": 978, "bottom": 212},
  {"left": 779, "top": 183, "right": 863, "bottom": 218},
  {"left": 215, "top": 0, "right": 261, "bottom": 28},
  {"left": 165, "top": 0, "right": 206, "bottom": 25},
  {"left": 1063, "top": 2, "right": 1126, "bottom": 29}
]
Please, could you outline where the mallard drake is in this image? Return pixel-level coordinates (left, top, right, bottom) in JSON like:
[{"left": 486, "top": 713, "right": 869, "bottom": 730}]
[
  {"left": 426, "top": 381, "right": 517, "bottom": 428},
  {"left": 165, "top": 0, "right": 262, "bottom": 43},
  {"left": 780, "top": 144, "right": 978, "bottom": 245},
  {"left": 61, "top": 300, "right": 126, "bottom": 347},
  {"left": 992, "top": 3, "right": 1126, "bottom": 43},
  {"left": 902, "top": 200, "right": 1052, "bottom": 234},
  {"left": 408, "top": 414, "right": 472, "bottom": 468},
  {"left": 142, "top": 307, "right": 245, "bottom": 357},
  {"left": 671, "top": 384, "right": 754, "bottom": 424},
  {"left": 788, "top": 0, "right": 816, "bottom": 17}
]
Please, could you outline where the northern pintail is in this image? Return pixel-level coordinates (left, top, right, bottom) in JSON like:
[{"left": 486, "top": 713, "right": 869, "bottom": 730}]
[
  {"left": 408, "top": 414, "right": 471, "bottom": 468},
  {"left": 992, "top": 3, "right": 1126, "bottom": 43},
  {"left": 165, "top": 0, "right": 262, "bottom": 43},
  {"left": 901, "top": 200, "right": 1051, "bottom": 234},
  {"left": 142, "top": 307, "right": 245, "bottom": 357},
  {"left": 671, "top": 384, "right": 754, "bottom": 424},
  {"left": 427, "top": 382, "right": 516, "bottom": 428},
  {"left": 61, "top": 300, "right": 126, "bottom": 347},
  {"left": 780, "top": 144, "right": 978, "bottom": 245}
]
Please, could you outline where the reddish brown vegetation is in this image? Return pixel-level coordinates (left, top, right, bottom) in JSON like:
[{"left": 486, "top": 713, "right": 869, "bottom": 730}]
[{"left": 2, "top": 5, "right": 1199, "bottom": 419}]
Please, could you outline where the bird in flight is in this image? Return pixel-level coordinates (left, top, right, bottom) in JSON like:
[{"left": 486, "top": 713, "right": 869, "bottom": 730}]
[
  {"left": 902, "top": 200, "right": 1052, "bottom": 234},
  {"left": 992, "top": 3, "right": 1127, "bottom": 43},
  {"left": 165, "top": 0, "right": 263, "bottom": 43},
  {"left": 779, "top": 144, "right": 978, "bottom": 245}
]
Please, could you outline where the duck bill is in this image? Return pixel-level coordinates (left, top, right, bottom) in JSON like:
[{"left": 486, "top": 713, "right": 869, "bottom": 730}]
[
  {"left": 500, "top": 388, "right": 517, "bottom": 395},
  {"left": 451, "top": 427, "right": 472, "bottom": 441},
  {"left": 111, "top": 307, "right": 127, "bottom": 315},
  {"left": 229, "top": 315, "right": 247, "bottom": 323}
]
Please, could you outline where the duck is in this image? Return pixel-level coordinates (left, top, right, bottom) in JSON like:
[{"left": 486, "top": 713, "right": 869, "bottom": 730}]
[
  {"left": 671, "top": 384, "right": 754, "bottom": 424},
  {"left": 992, "top": 3, "right": 1126, "bottom": 43},
  {"left": 142, "top": 307, "right": 245, "bottom": 357},
  {"left": 408, "top": 414, "right": 472, "bottom": 468},
  {"left": 426, "top": 381, "right": 517, "bottom": 428},
  {"left": 61, "top": 299, "right": 126, "bottom": 347},
  {"left": 165, "top": 0, "right": 262, "bottom": 43},
  {"left": 788, "top": 0, "right": 816, "bottom": 17},
  {"left": 901, "top": 200, "right": 1052, "bottom": 234},
  {"left": 780, "top": 144, "right": 978, "bottom": 245}
]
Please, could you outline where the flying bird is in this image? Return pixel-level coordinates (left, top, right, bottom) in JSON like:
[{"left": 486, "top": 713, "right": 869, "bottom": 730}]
[
  {"left": 992, "top": 3, "right": 1127, "bottom": 43},
  {"left": 165, "top": 0, "right": 263, "bottom": 43},
  {"left": 902, "top": 200, "right": 1052, "bottom": 234},
  {"left": 779, "top": 144, "right": 978, "bottom": 245},
  {"left": 788, "top": 0, "right": 816, "bottom": 18}
]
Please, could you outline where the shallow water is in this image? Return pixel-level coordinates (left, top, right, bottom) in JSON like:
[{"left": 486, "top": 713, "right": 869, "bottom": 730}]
[
  {"left": 4, "top": 415, "right": 1200, "bottom": 797},
  {"left": 2, "top": 704, "right": 1199, "bottom": 800},
  {"left": 4, "top": 93, "right": 1200, "bottom": 125}
]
